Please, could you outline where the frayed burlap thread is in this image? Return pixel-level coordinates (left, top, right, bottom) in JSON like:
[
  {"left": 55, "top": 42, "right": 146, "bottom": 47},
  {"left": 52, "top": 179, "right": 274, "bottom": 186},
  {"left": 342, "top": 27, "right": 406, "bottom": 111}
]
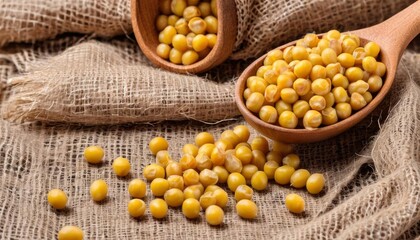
[{"left": 0, "top": 59, "right": 13, "bottom": 94}]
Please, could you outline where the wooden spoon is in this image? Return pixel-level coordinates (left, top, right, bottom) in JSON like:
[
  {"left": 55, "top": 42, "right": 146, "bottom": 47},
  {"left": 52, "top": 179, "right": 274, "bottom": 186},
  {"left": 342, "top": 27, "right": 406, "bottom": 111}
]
[
  {"left": 235, "top": 1, "right": 420, "bottom": 144},
  {"left": 131, "top": 0, "right": 237, "bottom": 74}
]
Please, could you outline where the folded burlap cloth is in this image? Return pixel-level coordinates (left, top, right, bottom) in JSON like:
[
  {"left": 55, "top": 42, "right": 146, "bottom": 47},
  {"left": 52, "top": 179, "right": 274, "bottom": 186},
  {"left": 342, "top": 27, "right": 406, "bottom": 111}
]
[{"left": 0, "top": 0, "right": 418, "bottom": 239}]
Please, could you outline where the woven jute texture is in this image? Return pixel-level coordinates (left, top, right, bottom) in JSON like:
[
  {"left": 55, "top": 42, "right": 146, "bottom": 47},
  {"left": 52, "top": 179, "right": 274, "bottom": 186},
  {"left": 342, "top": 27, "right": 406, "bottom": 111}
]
[
  {"left": 231, "top": 0, "right": 414, "bottom": 59},
  {"left": 0, "top": 52, "right": 419, "bottom": 238},
  {"left": 0, "top": 0, "right": 132, "bottom": 47},
  {"left": 0, "top": 0, "right": 419, "bottom": 239},
  {"left": 0, "top": 0, "right": 414, "bottom": 58},
  {"left": 1, "top": 38, "right": 242, "bottom": 124}
]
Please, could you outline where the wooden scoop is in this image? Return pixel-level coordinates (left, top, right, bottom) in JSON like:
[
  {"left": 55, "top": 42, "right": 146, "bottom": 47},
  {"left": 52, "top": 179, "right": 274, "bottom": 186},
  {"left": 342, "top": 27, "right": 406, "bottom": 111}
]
[
  {"left": 235, "top": 1, "right": 420, "bottom": 143},
  {"left": 131, "top": 0, "right": 237, "bottom": 74}
]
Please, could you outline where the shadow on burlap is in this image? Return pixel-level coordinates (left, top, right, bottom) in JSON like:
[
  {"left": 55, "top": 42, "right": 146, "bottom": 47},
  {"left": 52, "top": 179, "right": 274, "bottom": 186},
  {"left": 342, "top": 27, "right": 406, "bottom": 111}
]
[{"left": 0, "top": 0, "right": 419, "bottom": 239}]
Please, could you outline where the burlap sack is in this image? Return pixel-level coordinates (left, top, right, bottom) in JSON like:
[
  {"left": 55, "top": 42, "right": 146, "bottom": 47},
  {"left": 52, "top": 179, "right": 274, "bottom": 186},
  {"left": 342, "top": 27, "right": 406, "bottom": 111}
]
[
  {"left": 0, "top": 0, "right": 415, "bottom": 124},
  {"left": 0, "top": 0, "right": 132, "bottom": 47},
  {"left": 0, "top": 49, "right": 418, "bottom": 238},
  {"left": 1, "top": 38, "right": 241, "bottom": 124},
  {"left": 232, "top": 0, "right": 414, "bottom": 59},
  {"left": 0, "top": 0, "right": 414, "bottom": 58},
  {"left": 0, "top": 0, "right": 419, "bottom": 239}
]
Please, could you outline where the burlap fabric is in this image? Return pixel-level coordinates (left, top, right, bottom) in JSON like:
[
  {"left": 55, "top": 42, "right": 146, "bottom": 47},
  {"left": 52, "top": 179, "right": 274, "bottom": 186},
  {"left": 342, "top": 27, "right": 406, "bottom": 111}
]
[
  {"left": 0, "top": 0, "right": 419, "bottom": 239},
  {"left": 0, "top": 0, "right": 413, "bottom": 56},
  {"left": 0, "top": 0, "right": 415, "bottom": 124},
  {"left": 1, "top": 38, "right": 242, "bottom": 124}
]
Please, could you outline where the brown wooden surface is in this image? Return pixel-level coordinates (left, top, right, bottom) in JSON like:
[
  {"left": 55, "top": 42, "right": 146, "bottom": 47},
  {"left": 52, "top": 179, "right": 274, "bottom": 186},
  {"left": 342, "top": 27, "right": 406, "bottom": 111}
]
[
  {"left": 235, "top": 1, "right": 420, "bottom": 144},
  {"left": 131, "top": 0, "right": 237, "bottom": 74}
]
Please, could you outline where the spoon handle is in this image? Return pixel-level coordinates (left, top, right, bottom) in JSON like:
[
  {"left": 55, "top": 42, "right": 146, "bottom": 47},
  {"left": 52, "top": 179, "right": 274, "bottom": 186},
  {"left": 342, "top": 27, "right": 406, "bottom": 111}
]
[{"left": 362, "top": 1, "right": 420, "bottom": 60}]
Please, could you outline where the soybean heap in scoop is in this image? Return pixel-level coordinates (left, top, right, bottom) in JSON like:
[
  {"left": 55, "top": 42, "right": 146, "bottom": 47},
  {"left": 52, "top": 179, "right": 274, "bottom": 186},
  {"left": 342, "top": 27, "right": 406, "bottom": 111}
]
[
  {"left": 156, "top": 0, "right": 218, "bottom": 65},
  {"left": 243, "top": 30, "right": 385, "bottom": 130}
]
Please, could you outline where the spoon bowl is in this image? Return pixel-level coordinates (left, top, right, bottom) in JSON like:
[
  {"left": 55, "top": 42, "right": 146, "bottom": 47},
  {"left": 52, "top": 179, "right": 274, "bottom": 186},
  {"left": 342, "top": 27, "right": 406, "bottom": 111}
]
[
  {"left": 131, "top": 0, "right": 237, "bottom": 74},
  {"left": 235, "top": 1, "right": 420, "bottom": 143}
]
